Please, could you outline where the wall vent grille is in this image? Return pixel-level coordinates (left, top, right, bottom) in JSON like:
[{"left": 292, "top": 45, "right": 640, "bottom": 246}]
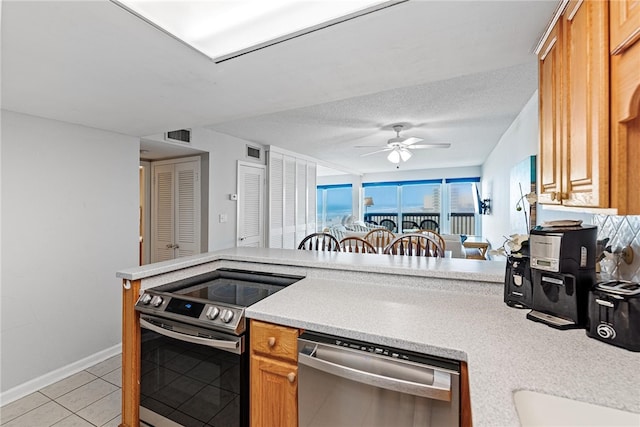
[
  {"left": 247, "top": 145, "right": 261, "bottom": 160},
  {"left": 165, "top": 129, "right": 191, "bottom": 144}
]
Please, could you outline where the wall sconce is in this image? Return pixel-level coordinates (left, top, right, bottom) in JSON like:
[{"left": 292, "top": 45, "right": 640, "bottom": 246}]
[{"left": 480, "top": 198, "right": 491, "bottom": 215}]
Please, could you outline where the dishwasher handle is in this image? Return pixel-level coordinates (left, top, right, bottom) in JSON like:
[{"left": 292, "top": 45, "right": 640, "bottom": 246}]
[{"left": 298, "top": 345, "right": 452, "bottom": 402}]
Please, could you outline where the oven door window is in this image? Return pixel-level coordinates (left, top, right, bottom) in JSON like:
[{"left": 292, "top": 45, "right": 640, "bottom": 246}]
[{"left": 140, "top": 327, "right": 246, "bottom": 427}]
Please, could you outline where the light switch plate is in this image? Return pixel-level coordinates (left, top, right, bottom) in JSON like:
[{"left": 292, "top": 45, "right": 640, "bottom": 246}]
[{"left": 219, "top": 214, "right": 228, "bottom": 223}]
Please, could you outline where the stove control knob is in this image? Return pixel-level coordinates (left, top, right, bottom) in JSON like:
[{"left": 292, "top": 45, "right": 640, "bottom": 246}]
[
  {"left": 150, "top": 296, "right": 164, "bottom": 307},
  {"left": 206, "top": 306, "right": 220, "bottom": 320},
  {"left": 140, "top": 294, "right": 152, "bottom": 305},
  {"left": 220, "top": 309, "right": 234, "bottom": 323}
]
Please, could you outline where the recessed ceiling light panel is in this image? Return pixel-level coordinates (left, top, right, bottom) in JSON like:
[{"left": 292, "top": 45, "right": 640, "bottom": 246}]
[{"left": 112, "top": 0, "right": 407, "bottom": 62}]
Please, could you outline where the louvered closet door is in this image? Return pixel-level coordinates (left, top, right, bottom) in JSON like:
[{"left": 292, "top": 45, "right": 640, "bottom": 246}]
[
  {"left": 268, "top": 152, "right": 284, "bottom": 248},
  {"left": 283, "top": 156, "right": 296, "bottom": 249},
  {"left": 151, "top": 158, "right": 201, "bottom": 262},
  {"left": 151, "top": 163, "right": 175, "bottom": 262},
  {"left": 306, "top": 163, "right": 317, "bottom": 235},
  {"left": 174, "top": 160, "right": 201, "bottom": 257},
  {"left": 238, "top": 162, "right": 265, "bottom": 247},
  {"left": 295, "top": 160, "right": 308, "bottom": 247}
]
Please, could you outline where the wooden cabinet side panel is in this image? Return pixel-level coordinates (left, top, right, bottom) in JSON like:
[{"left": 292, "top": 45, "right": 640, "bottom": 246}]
[
  {"left": 250, "top": 355, "right": 298, "bottom": 427},
  {"left": 538, "top": 22, "right": 563, "bottom": 205},
  {"left": 563, "top": 0, "right": 610, "bottom": 207},
  {"left": 120, "top": 280, "right": 141, "bottom": 427},
  {"left": 610, "top": 0, "right": 640, "bottom": 53},
  {"left": 611, "top": 37, "right": 640, "bottom": 214},
  {"left": 460, "top": 361, "right": 472, "bottom": 427}
]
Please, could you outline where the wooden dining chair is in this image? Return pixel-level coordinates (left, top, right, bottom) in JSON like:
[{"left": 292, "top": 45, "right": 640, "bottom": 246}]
[
  {"left": 339, "top": 236, "right": 378, "bottom": 254},
  {"left": 297, "top": 232, "right": 341, "bottom": 251},
  {"left": 379, "top": 219, "right": 397, "bottom": 232},
  {"left": 417, "top": 229, "right": 446, "bottom": 253},
  {"left": 419, "top": 219, "right": 440, "bottom": 233},
  {"left": 383, "top": 233, "right": 445, "bottom": 257},
  {"left": 363, "top": 229, "right": 396, "bottom": 251},
  {"left": 402, "top": 220, "right": 420, "bottom": 230}
]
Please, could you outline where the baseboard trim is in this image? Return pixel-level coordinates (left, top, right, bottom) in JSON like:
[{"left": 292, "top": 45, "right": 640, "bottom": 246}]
[{"left": 0, "top": 343, "right": 122, "bottom": 405}]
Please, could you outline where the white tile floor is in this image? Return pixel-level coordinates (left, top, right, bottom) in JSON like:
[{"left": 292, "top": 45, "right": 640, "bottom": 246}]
[{"left": 0, "top": 355, "right": 123, "bottom": 427}]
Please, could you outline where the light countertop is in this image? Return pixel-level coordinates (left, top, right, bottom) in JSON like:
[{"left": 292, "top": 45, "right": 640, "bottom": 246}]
[
  {"left": 246, "top": 276, "right": 640, "bottom": 426},
  {"left": 116, "top": 246, "right": 505, "bottom": 283},
  {"left": 117, "top": 248, "right": 639, "bottom": 426}
]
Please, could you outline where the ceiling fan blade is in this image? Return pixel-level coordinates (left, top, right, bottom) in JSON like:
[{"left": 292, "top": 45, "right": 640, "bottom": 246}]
[
  {"left": 407, "top": 143, "right": 451, "bottom": 149},
  {"left": 354, "top": 144, "right": 387, "bottom": 148},
  {"left": 360, "top": 148, "right": 392, "bottom": 157},
  {"left": 400, "top": 136, "right": 423, "bottom": 146}
]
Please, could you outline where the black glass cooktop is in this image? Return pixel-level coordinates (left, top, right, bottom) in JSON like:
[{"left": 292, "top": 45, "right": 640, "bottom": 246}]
[{"left": 156, "top": 268, "right": 303, "bottom": 308}]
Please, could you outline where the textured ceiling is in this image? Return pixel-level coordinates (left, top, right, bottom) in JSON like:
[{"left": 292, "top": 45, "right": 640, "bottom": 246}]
[{"left": 1, "top": 0, "right": 558, "bottom": 174}]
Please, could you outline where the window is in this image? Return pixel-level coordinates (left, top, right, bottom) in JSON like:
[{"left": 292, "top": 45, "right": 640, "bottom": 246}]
[
  {"left": 445, "top": 178, "right": 480, "bottom": 234},
  {"left": 317, "top": 184, "right": 352, "bottom": 229},
  {"left": 363, "top": 178, "right": 480, "bottom": 235}
]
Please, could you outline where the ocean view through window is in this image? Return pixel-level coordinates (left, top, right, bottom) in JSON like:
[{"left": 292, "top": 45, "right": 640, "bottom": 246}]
[{"left": 317, "top": 184, "right": 353, "bottom": 230}]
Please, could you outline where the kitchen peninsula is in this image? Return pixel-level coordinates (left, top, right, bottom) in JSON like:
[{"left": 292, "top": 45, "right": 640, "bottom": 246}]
[{"left": 117, "top": 248, "right": 639, "bottom": 426}]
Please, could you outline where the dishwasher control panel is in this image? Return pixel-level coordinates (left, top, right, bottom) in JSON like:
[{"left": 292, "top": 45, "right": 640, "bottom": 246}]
[{"left": 299, "top": 331, "right": 460, "bottom": 371}]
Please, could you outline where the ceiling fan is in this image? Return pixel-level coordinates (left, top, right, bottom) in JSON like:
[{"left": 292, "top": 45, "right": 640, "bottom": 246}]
[{"left": 357, "top": 125, "right": 451, "bottom": 164}]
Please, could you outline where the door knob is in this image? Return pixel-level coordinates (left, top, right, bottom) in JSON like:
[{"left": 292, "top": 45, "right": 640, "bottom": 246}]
[
  {"left": 267, "top": 337, "right": 276, "bottom": 347},
  {"left": 286, "top": 372, "right": 296, "bottom": 383}
]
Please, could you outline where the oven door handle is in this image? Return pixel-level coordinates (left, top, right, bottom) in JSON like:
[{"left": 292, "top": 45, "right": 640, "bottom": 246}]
[
  {"left": 140, "top": 318, "right": 240, "bottom": 351},
  {"left": 298, "top": 346, "right": 452, "bottom": 402}
]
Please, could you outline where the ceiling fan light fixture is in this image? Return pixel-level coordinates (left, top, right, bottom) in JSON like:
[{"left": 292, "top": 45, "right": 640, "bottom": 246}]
[
  {"left": 399, "top": 148, "right": 412, "bottom": 162},
  {"left": 387, "top": 149, "right": 401, "bottom": 164}
]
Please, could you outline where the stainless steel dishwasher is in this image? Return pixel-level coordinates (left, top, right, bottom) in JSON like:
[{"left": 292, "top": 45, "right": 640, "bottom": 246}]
[{"left": 298, "top": 332, "right": 460, "bottom": 427}]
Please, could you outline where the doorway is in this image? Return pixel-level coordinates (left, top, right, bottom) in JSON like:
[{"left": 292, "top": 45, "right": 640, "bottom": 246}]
[{"left": 237, "top": 161, "right": 265, "bottom": 247}]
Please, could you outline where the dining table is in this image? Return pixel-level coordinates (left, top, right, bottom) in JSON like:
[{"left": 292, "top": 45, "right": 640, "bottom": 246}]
[{"left": 462, "top": 236, "right": 490, "bottom": 260}]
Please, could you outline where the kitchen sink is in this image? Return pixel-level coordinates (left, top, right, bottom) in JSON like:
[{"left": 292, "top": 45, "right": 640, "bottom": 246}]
[{"left": 514, "top": 390, "right": 640, "bottom": 426}]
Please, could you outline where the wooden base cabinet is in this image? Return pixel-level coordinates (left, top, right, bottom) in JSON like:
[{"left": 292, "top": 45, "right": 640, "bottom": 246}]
[
  {"left": 250, "top": 320, "right": 300, "bottom": 427},
  {"left": 251, "top": 355, "right": 298, "bottom": 427}
]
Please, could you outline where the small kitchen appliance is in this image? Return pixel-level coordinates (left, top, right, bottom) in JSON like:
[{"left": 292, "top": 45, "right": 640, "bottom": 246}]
[
  {"left": 526, "top": 223, "right": 597, "bottom": 329},
  {"left": 504, "top": 255, "right": 533, "bottom": 308},
  {"left": 586, "top": 280, "right": 640, "bottom": 352}
]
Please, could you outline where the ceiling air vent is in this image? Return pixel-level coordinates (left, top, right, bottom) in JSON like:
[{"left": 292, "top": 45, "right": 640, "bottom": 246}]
[
  {"left": 165, "top": 129, "right": 191, "bottom": 144},
  {"left": 247, "top": 145, "right": 261, "bottom": 160}
]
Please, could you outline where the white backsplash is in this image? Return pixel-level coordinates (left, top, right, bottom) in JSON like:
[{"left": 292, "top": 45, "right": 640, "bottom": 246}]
[{"left": 592, "top": 215, "right": 640, "bottom": 282}]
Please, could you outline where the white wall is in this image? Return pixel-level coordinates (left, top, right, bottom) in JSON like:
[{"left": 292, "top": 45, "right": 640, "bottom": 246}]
[
  {"left": 0, "top": 110, "right": 139, "bottom": 395},
  {"left": 481, "top": 91, "right": 592, "bottom": 250},
  {"left": 188, "top": 128, "right": 265, "bottom": 251},
  {"left": 481, "top": 93, "right": 539, "bottom": 248}
]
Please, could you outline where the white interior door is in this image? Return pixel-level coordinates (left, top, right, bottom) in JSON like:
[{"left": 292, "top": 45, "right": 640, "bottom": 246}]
[
  {"left": 237, "top": 162, "right": 265, "bottom": 247},
  {"left": 151, "top": 157, "right": 201, "bottom": 262}
]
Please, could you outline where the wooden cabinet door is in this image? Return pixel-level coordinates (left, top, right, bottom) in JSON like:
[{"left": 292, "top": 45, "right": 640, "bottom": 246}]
[
  {"left": 251, "top": 355, "right": 298, "bottom": 427},
  {"left": 562, "top": 0, "right": 609, "bottom": 207},
  {"left": 610, "top": 29, "right": 640, "bottom": 214},
  {"left": 538, "top": 20, "right": 563, "bottom": 205},
  {"left": 610, "top": 0, "right": 640, "bottom": 54}
]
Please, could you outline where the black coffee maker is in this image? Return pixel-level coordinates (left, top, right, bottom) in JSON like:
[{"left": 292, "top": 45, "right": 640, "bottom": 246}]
[
  {"left": 504, "top": 244, "right": 532, "bottom": 308},
  {"left": 526, "top": 224, "right": 597, "bottom": 329}
]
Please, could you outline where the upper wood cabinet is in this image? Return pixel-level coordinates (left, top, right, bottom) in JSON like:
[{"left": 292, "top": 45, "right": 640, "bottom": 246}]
[
  {"left": 610, "top": 0, "right": 640, "bottom": 214},
  {"left": 610, "top": 0, "right": 640, "bottom": 54},
  {"left": 538, "top": 0, "right": 610, "bottom": 208},
  {"left": 538, "top": 20, "right": 563, "bottom": 205}
]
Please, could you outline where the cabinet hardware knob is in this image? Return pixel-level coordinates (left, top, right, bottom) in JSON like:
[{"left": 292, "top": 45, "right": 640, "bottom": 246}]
[
  {"left": 287, "top": 372, "right": 296, "bottom": 383},
  {"left": 267, "top": 337, "right": 276, "bottom": 347}
]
